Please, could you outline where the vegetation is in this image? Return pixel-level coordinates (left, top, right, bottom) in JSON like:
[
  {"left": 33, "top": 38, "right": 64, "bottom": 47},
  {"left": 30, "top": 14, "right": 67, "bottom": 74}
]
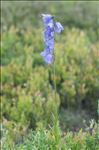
[
  {"left": 1, "top": 1, "right": 99, "bottom": 149},
  {"left": 2, "top": 120, "right": 99, "bottom": 150}
]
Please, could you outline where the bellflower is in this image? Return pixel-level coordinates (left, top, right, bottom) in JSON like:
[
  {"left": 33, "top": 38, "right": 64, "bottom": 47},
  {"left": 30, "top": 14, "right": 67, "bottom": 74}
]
[
  {"left": 40, "top": 14, "right": 64, "bottom": 64},
  {"left": 42, "top": 14, "right": 53, "bottom": 27},
  {"left": 55, "top": 22, "right": 64, "bottom": 33}
]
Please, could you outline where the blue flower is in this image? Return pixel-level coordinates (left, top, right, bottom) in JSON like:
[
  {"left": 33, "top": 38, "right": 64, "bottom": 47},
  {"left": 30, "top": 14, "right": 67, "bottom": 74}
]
[
  {"left": 43, "top": 54, "right": 53, "bottom": 64},
  {"left": 43, "top": 26, "right": 54, "bottom": 41},
  {"left": 40, "top": 49, "right": 53, "bottom": 64},
  {"left": 42, "top": 14, "right": 53, "bottom": 27},
  {"left": 45, "top": 39, "right": 54, "bottom": 50},
  {"left": 55, "top": 22, "right": 64, "bottom": 33},
  {"left": 41, "top": 47, "right": 50, "bottom": 56},
  {"left": 41, "top": 14, "right": 64, "bottom": 64}
]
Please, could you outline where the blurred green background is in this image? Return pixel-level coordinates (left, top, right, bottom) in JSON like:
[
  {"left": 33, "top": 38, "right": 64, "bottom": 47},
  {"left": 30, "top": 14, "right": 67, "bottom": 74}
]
[{"left": 1, "top": 1, "right": 99, "bottom": 147}]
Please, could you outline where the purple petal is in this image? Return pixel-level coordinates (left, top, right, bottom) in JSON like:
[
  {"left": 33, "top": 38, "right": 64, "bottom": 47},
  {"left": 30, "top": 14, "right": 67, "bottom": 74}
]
[
  {"left": 40, "top": 47, "right": 50, "bottom": 57},
  {"left": 45, "top": 39, "right": 54, "bottom": 50},
  {"left": 54, "top": 22, "right": 64, "bottom": 33},
  {"left": 47, "top": 22, "right": 54, "bottom": 28},
  {"left": 43, "top": 27, "right": 54, "bottom": 42},
  {"left": 42, "top": 14, "right": 53, "bottom": 26},
  {"left": 44, "top": 27, "right": 52, "bottom": 39},
  {"left": 40, "top": 50, "right": 47, "bottom": 57},
  {"left": 44, "top": 54, "right": 53, "bottom": 64},
  {"left": 40, "top": 49, "right": 53, "bottom": 64},
  {"left": 51, "top": 31, "right": 54, "bottom": 37}
]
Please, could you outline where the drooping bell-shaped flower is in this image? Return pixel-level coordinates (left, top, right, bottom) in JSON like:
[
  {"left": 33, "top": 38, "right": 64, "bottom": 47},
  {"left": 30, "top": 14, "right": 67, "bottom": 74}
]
[
  {"left": 42, "top": 14, "right": 53, "bottom": 27},
  {"left": 54, "top": 22, "right": 64, "bottom": 33},
  {"left": 40, "top": 14, "right": 64, "bottom": 64}
]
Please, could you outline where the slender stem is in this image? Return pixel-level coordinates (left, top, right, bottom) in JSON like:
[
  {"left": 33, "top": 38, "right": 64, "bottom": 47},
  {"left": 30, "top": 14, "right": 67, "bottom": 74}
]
[
  {"left": 53, "top": 52, "right": 57, "bottom": 102},
  {"left": 53, "top": 51, "right": 57, "bottom": 118}
]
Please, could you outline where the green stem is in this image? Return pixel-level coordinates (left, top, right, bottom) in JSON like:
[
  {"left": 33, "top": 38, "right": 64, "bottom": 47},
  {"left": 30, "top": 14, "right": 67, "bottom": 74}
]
[
  {"left": 54, "top": 55, "right": 56, "bottom": 93},
  {"left": 53, "top": 51, "right": 57, "bottom": 118}
]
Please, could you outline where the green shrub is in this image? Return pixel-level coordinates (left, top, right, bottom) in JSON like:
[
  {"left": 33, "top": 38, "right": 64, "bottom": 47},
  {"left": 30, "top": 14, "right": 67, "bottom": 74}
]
[
  {"left": 2, "top": 121, "right": 99, "bottom": 150},
  {"left": 1, "top": 26, "right": 99, "bottom": 146}
]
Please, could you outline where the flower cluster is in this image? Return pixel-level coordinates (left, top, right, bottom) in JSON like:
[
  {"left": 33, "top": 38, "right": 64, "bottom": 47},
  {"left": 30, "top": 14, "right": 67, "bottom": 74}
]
[{"left": 40, "top": 14, "right": 64, "bottom": 64}]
